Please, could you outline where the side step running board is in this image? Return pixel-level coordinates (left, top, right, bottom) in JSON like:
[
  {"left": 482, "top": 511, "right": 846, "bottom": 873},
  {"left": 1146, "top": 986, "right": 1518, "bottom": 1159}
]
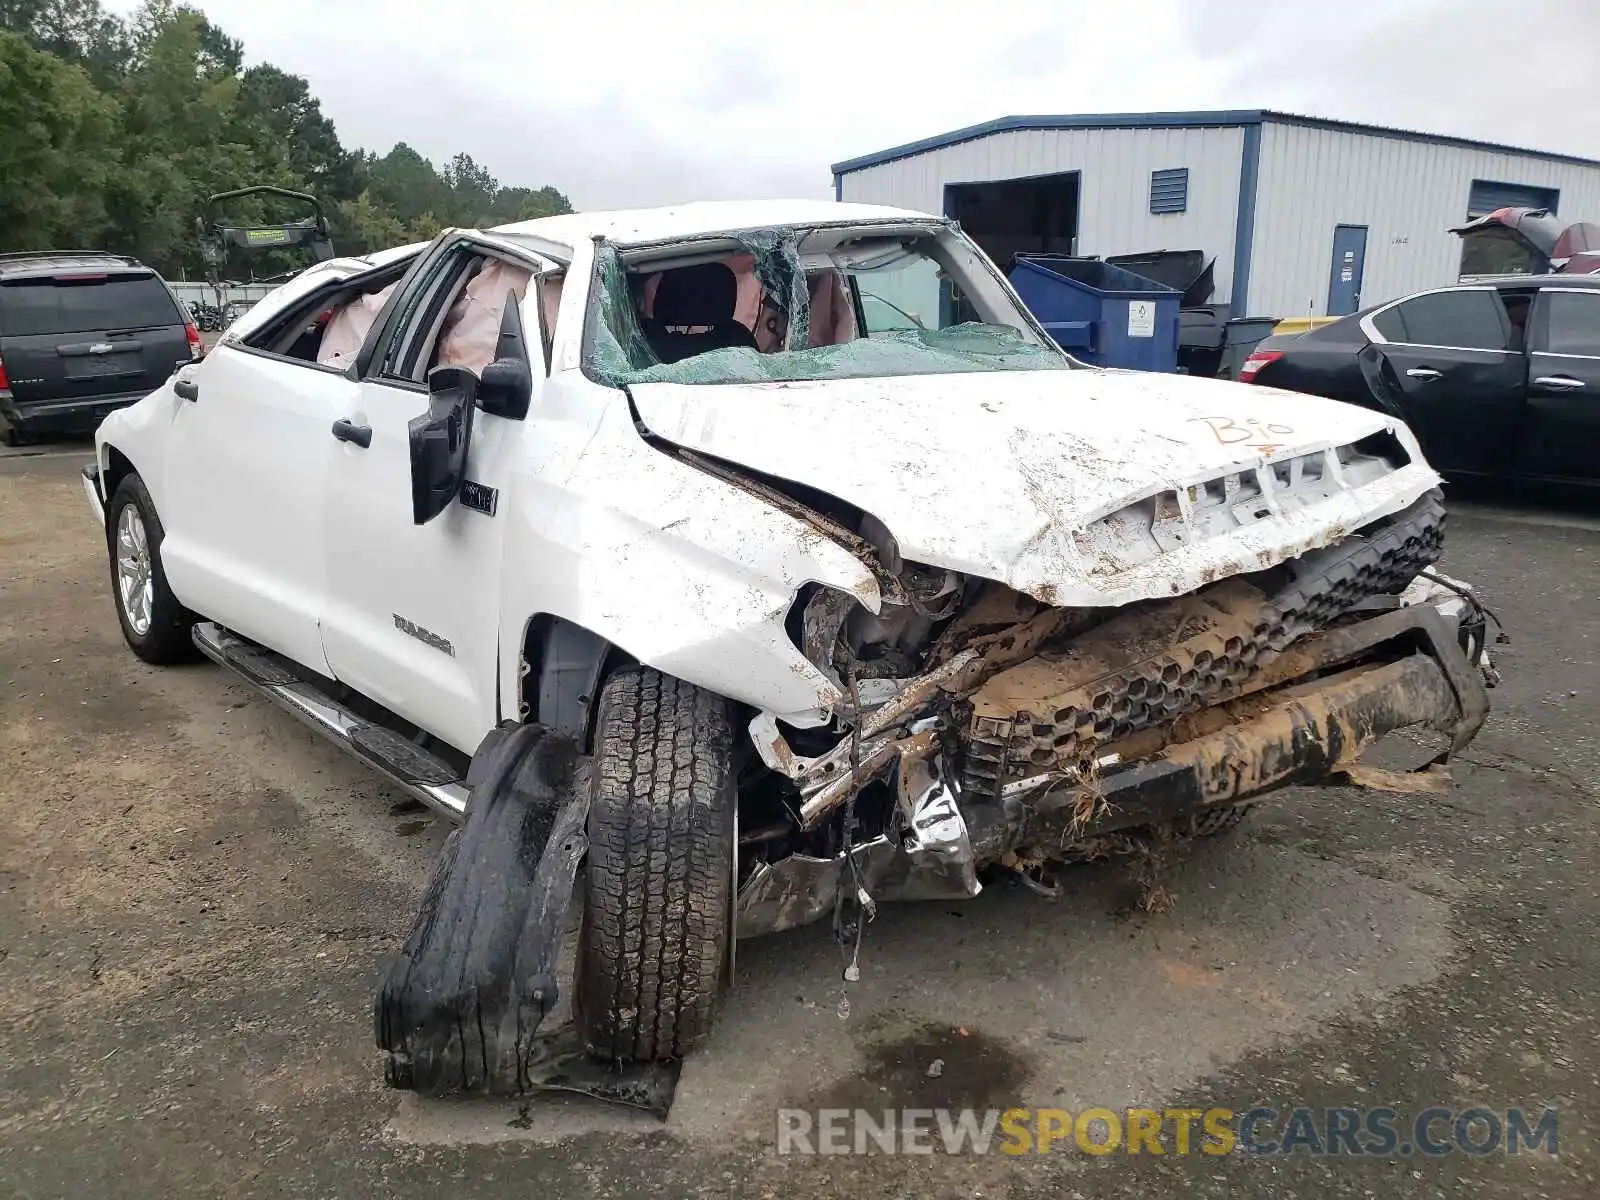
[{"left": 192, "top": 622, "right": 469, "bottom": 820}]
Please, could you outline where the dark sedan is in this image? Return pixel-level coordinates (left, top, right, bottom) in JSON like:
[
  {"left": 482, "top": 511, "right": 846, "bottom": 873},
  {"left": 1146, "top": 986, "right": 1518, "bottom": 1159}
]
[{"left": 1241, "top": 275, "right": 1600, "bottom": 486}]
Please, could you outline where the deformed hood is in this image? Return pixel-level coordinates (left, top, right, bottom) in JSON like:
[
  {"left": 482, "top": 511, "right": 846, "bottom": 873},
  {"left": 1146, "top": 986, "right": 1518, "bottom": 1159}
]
[{"left": 630, "top": 369, "right": 1442, "bottom": 607}]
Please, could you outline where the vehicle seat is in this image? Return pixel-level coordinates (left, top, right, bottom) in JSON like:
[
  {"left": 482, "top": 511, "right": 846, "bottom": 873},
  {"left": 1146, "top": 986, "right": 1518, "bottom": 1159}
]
[{"left": 643, "top": 263, "right": 757, "bottom": 364}]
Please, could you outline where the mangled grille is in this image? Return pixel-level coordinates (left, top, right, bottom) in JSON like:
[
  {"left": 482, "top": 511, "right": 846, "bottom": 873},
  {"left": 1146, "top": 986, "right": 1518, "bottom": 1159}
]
[
  {"left": 962, "top": 491, "right": 1445, "bottom": 800},
  {"left": 965, "top": 625, "right": 1265, "bottom": 789},
  {"left": 1077, "top": 437, "right": 1406, "bottom": 573}
]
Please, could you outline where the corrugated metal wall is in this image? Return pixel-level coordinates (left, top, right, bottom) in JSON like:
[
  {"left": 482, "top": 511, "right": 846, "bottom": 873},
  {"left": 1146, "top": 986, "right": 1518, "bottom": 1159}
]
[
  {"left": 170, "top": 281, "right": 279, "bottom": 306},
  {"left": 838, "top": 126, "right": 1246, "bottom": 301},
  {"left": 1250, "top": 123, "right": 1600, "bottom": 317}
]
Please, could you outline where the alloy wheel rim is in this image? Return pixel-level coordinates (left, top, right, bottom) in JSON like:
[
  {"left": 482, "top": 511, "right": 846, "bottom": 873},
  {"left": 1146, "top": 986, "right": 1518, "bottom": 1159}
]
[{"left": 115, "top": 505, "right": 154, "bottom": 637}]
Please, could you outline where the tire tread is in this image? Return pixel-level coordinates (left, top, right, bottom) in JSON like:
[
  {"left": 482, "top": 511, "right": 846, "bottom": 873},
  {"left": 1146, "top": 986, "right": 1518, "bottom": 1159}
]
[{"left": 575, "top": 667, "right": 733, "bottom": 1062}]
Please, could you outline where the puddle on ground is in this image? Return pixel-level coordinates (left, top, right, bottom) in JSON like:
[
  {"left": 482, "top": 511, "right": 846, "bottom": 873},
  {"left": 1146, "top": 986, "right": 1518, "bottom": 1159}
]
[
  {"left": 803, "top": 1022, "right": 1031, "bottom": 1111},
  {"left": 395, "top": 820, "right": 431, "bottom": 837}
]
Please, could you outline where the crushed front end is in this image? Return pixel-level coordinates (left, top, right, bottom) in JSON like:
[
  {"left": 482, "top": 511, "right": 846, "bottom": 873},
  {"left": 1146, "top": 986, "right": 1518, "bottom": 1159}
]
[{"left": 736, "top": 489, "right": 1492, "bottom": 937}]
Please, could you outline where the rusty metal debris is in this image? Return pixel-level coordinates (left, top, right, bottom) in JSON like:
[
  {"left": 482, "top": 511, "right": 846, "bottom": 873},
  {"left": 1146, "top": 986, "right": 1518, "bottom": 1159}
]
[
  {"left": 783, "top": 492, "right": 1456, "bottom": 837},
  {"left": 745, "top": 635, "right": 1485, "bottom": 937},
  {"left": 791, "top": 603, "right": 1123, "bottom": 828},
  {"left": 865, "top": 653, "right": 977, "bottom": 739},
  {"left": 799, "top": 728, "right": 939, "bottom": 827},
  {"left": 738, "top": 750, "right": 980, "bottom": 938},
  {"left": 740, "top": 491, "right": 1486, "bottom": 937}
]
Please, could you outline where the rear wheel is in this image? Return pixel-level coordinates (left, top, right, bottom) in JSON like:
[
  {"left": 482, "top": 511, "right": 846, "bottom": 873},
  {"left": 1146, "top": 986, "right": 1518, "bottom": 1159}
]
[
  {"left": 574, "top": 666, "right": 735, "bottom": 1063},
  {"left": 107, "top": 473, "right": 197, "bottom": 664}
]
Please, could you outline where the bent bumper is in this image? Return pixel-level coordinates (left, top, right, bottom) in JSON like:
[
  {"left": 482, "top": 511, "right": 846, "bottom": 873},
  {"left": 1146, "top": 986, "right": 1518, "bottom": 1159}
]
[
  {"left": 970, "top": 649, "right": 1466, "bottom": 862},
  {"left": 971, "top": 602, "right": 1487, "bottom": 857},
  {"left": 736, "top": 601, "right": 1489, "bottom": 938}
]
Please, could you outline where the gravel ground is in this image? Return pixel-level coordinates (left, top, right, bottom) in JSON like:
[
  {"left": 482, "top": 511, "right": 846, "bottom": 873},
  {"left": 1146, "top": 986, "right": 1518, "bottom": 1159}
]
[{"left": 1, "top": 461, "right": 1596, "bottom": 1199}]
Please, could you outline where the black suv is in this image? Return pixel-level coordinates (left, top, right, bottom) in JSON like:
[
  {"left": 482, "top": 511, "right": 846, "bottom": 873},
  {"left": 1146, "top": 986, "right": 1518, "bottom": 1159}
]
[{"left": 0, "top": 251, "right": 200, "bottom": 445}]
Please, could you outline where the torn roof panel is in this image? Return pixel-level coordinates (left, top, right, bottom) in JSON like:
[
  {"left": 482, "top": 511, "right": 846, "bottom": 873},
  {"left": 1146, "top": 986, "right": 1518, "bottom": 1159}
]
[{"left": 492, "top": 201, "right": 939, "bottom": 253}]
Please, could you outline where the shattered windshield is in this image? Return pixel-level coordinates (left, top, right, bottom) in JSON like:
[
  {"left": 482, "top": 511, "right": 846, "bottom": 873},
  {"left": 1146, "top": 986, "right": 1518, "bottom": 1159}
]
[{"left": 582, "top": 225, "right": 1069, "bottom": 387}]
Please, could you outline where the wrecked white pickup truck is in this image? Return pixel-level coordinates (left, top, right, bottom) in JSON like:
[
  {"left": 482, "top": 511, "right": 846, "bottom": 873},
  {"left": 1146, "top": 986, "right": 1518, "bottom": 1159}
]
[{"left": 82, "top": 200, "right": 1492, "bottom": 1105}]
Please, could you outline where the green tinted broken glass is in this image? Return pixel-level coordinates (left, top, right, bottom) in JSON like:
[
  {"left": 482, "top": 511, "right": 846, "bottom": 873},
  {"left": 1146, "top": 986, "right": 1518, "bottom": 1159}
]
[{"left": 584, "top": 242, "right": 1068, "bottom": 387}]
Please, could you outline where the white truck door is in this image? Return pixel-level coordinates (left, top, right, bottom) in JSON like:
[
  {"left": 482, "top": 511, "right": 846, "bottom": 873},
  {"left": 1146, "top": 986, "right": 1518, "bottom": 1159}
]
[
  {"left": 160, "top": 340, "right": 360, "bottom": 676},
  {"left": 319, "top": 237, "right": 555, "bottom": 755}
]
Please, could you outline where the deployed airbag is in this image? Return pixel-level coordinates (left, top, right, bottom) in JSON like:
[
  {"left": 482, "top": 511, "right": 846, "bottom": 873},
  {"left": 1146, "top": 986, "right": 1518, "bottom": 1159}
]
[
  {"left": 437, "top": 259, "right": 534, "bottom": 374},
  {"left": 317, "top": 283, "right": 398, "bottom": 367}
]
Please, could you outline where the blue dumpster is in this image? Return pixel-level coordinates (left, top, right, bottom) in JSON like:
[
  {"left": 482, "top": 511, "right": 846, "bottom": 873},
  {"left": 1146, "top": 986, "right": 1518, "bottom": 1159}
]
[{"left": 1007, "top": 255, "right": 1181, "bottom": 372}]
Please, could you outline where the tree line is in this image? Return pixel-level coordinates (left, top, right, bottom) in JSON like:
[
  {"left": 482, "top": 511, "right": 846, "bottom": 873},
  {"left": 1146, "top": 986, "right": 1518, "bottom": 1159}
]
[{"left": 0, "top": 0, "right": 572, "bottom": 280}]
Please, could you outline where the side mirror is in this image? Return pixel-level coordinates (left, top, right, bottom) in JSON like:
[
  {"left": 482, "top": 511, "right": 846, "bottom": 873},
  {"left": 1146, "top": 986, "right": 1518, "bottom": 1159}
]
[
  {"left": 479, "top": 357, "right": 532, "bottom": 420},
  {"left": 409, "top": 365, "right": 478, "bottom": 525},
  {"left": 476, "top": 289, "right": 534, "bottom": 420}
]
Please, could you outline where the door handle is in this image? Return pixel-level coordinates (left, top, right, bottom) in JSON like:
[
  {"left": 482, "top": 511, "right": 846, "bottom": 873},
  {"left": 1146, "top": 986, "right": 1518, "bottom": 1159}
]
[
  {"left": 331, "top": 418, "right": 372, "bottom": 448},
  {"left": 173, "top": 378, "right": 199, "bottom": 402},
  {"left": 1405, "top": 367, "right": 1442, "bottom": 381},
  {"left": 1533, "top": 375, "right": 1586, "bottom": 390}
]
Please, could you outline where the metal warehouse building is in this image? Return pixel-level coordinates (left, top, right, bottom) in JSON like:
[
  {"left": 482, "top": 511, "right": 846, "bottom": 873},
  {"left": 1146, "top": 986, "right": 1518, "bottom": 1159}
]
[{"left": 832, "top": 110, "right": 1600, "bottom": 320}]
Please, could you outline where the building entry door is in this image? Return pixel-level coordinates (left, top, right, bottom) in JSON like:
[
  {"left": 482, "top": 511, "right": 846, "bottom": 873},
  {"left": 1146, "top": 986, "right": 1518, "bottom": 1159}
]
[{"left": 1327, "top": 224, "right": 1369, "bottom": 316}]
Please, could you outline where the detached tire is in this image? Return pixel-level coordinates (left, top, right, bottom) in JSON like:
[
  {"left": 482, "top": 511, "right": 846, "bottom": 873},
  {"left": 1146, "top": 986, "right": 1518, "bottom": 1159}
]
[
  {"left": 575, "top": 667, "right": 735, "bottom": 1063},
  {"left": 106, "top": 473, "right": 197, "bottom": 664}
]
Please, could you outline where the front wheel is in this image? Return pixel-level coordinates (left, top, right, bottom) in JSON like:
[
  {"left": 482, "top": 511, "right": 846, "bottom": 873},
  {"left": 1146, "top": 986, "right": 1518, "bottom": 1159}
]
[
  {"left": 106, "top": 473, "right": 197, "bottom": 664},
  {"left": 574, "top": 667, "right": 736, "bottom": 1063}
]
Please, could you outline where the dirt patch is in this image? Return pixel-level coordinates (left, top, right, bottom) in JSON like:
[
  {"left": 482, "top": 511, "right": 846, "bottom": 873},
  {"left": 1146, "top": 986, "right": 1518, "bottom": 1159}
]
[{"left": 0, "top": 476, "right": 425, "bottom": 1103}]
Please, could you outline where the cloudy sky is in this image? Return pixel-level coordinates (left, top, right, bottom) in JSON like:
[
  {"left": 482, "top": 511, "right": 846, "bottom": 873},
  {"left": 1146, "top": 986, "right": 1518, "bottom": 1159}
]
[{"left": 112, "top": 0, "right": 1600, "bottom": 209}]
